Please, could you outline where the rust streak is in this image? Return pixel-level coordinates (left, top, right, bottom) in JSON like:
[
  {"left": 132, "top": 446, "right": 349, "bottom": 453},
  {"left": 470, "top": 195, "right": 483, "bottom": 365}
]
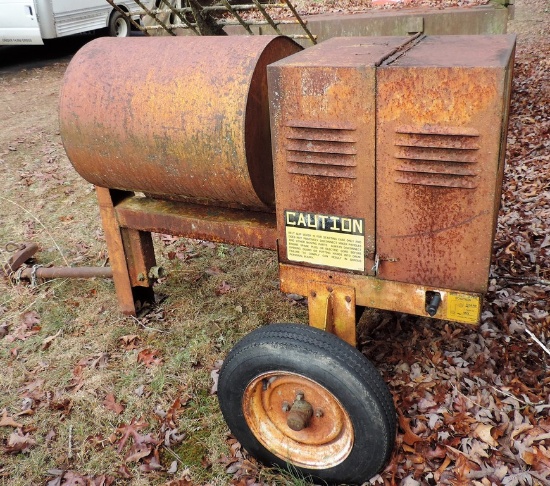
[{"left": 390, "top": 210, "right": 490, "bottom": 239}]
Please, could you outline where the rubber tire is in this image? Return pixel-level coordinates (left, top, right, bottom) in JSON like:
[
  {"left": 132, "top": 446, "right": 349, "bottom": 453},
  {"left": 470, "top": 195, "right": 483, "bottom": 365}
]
[
  {"left": 218, "top": 324, "right": 396, "bottom": 485},
  {"left": 108, "top": 11, "right": 131, "bottom": 37}
]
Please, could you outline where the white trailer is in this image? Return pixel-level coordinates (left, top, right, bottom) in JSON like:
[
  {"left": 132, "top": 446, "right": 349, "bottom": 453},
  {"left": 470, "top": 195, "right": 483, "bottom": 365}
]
[{"left": 0, "top": 0, "right": 147, "bottom": 45}]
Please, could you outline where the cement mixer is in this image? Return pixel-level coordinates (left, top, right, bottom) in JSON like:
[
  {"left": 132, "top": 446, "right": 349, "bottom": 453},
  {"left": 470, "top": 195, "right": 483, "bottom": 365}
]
[{"left": 59, "top": 34, "right": 515, "bottom": 484}]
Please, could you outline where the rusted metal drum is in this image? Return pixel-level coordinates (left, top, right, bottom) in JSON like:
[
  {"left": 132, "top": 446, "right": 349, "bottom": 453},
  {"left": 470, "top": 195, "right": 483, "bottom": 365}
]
[{"left": 60, "top": 36, "right": 301, "bottom": 210}]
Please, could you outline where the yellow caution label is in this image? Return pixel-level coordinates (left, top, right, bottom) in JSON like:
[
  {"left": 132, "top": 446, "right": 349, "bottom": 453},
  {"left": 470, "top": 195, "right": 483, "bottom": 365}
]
[
  {"left": 285, "top": 210, "right": 365, "bottom": 271},
  {"left": 447, "top": 293, "right": 481, "bottom": 325}
]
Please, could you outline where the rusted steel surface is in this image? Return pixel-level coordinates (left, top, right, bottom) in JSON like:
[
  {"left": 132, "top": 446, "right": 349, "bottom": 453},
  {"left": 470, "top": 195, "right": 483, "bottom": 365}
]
[
  {"left": 270, "top": 34, "right": 514, "bottom": 296},
  {"left": 286, "top": 393, "right": 314, "bottom": 431},
  {"left": 19, "top": 266, "right": 113, "bottom": 280},
  {"left": 122, "top": 228, "right": 157, "bottom": 288},
  {"left": 1, "top": 242, "right": 38, "bottom": 276},
  {"left": 2, "top": 242, "right": 113, "bottom": 280},
  {"left": 307, "top": 282, "right": 356, "bottom": 346},
  {"left": 60, "top": 36, "right": 301, "bottom": 211},
  {"left": 279, "top": 263, "right": 483, "bottom": 325},
  {"left": 96, "top": 188, "right": 143, "bottom": 316},
  {"left": 242, "top": 371, "right": 354, "bottom": 468},
  {"left": 115, "top": 195, "right": 278, "bottom": 250},
  {"left": 376, "top": 35, "right": 516, "bottom": 293},
  {"left": 60, "top": 34, "right": 514, "bottom": 323},
  {"left": 268, "top": 37, "right": 410, "bottom": 275}
]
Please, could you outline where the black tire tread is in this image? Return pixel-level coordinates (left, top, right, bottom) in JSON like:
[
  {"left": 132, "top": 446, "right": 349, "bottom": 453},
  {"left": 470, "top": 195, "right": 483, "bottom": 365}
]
[{"left": 219, "top": 323, "right": 396, "bottom": 468}]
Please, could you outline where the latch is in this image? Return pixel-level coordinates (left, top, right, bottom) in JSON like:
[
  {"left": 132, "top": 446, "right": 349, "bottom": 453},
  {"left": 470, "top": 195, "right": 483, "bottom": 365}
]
[{"left": 371, "top": 254, "right": 398, "bottom": 276}]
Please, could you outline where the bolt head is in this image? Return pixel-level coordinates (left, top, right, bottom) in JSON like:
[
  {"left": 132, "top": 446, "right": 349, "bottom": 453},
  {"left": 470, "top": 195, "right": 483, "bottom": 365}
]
[
  {"left": 315, "top": 409, "right": 324, "bottom": 418},
  {"left": 282, "top": 401, "right": 290, "bottom": 412}
]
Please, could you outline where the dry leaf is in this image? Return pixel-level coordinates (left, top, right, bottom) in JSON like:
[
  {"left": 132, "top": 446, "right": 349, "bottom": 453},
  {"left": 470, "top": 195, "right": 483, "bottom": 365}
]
[
  {"left": 210, "top": 369, "right": 220, "bottom": 395},
  {"left": 473, "top": 423, "right": 499, "bottom": 447},
  {"left": 0, "top": 409, "right": 23, "bottom": 428},
  {"left": 125, "top": 444, "right": 152, "bottom": 463},
  {"left": 139, "top": 447, "right": 163, "bottom": 472},
  {"left": 21, "top": 311, "right": 40, "bottom": 328},
  {"left": 119, "top": 334, "right": 140, "bottom": 349},
  {"left": 511, "top": 423, "right": 534, "bottom": 440},
  {"left": 5, "top": 429, "right": 36, "bottom": 453},
  {"left": 115, "top": 418, "right": 157, "bottom": 453},
  {"left": 436, "top": 455, "right": 452, "bottom": 474},
  {"left": 78, "top": 353, "right": 109, "bottom": 369},
  {"left": 0, "top": 323, "right": 9, "bottom": 338},
  {"left": 45, "top": 429, "right": 57, "bottom": 445},
  {"left": 42, "top": 329, "right": 62, "bottom": 350},
  {"left": 523, "top": 446, "right": 550, "bottom": 471},
  {"left": 103, "top": 394, "right": 125, "bottom": 415},
  {"left": 210, "top": 360, "right": 223, "bottom": 395},
  {"left": 165, "top": 477, "right": 194, "bottom": 486},
  {"left": 398, "top": 413, "right": 423, "bottom": 446},
  {"left": 137, "top": 349, "right": 163, "bottom": 367},
  {"left": 205, "top": 266, "right": 224, "bottom": 276},
  {"left": 164, "top": 397, "right": 183, "bottom": 429},
  {"left": 159, "top": 234, "right": 180, "bottom": 245},
  {"left": 117, "top": 464, "right": 133, "bottom": 479},
  {"left": 215, "top": 281, "right": 234, "bottom": 295}
]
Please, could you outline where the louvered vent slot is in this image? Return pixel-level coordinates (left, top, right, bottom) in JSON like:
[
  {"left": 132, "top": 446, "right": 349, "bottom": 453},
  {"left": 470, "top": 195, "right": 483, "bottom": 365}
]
[
  {"left": 286, "top": 121, "right": 357, "bottom": 179},
  {"left": 394, "top": 126, "right": 480, "bottom": 189}
]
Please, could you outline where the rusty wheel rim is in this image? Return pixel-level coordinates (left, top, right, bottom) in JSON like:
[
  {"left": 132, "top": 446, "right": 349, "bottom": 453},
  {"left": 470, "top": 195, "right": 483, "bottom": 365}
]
[{"left": 242, "top": 371, "right": 354, "bottom": 469}]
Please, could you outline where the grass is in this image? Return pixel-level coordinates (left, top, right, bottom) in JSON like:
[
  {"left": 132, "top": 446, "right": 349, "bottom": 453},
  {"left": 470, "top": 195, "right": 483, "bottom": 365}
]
[{"left": 0, "top": 167, "right": 308, "bottom": 484}]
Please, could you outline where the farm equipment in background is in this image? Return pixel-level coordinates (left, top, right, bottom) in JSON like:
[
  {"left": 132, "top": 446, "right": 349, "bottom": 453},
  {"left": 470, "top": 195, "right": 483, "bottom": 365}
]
[
  {"left": 56, "top": 33, "right": 516, "bottom": 483},
  {"left": 105, "top": 0, "right": 317, "bottom": 43}
]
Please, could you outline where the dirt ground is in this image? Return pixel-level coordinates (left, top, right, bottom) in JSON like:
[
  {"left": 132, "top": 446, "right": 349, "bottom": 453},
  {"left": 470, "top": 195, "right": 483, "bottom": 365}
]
[{"left": 0, "top": 0, "right": 549, "bottom": 485}]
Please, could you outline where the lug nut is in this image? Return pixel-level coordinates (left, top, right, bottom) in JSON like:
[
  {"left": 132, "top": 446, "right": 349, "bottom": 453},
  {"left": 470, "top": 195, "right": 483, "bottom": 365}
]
[
  {"left": 295, "top": 391, "right": 304, "bottom": 401},
  {"left": 282, "top": 401, "right": 290, "bottom": 412},
  {"left": 315, "top": 409, "right": 324, "bottom": 418}
]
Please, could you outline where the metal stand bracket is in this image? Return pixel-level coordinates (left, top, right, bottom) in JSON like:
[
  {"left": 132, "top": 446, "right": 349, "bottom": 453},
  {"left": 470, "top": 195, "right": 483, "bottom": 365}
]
[{"left": 307, "top": 281, "right": 356, "bottom": 347}]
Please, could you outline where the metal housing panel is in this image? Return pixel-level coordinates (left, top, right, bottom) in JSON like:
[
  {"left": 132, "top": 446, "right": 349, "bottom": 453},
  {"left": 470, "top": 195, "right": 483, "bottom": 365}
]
[
  {"left": 376, "top": 35, "right": 516, "bottom": 292},
  {"left": 268, "top": 37, "right": 409, "bottom": 275}
]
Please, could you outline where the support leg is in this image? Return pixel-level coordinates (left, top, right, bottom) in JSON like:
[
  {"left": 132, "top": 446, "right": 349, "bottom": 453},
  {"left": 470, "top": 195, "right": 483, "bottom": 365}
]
[{"left": 96, "top": 187, "right": 156, "bottom": 315}]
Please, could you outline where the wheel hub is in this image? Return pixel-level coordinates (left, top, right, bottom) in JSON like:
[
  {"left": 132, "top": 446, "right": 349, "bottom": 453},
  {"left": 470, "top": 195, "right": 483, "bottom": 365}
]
[
  {"left": 286, "top": 392, "right": 313, "bottom": 431},
  {"left": 115, "top": 18, "right": 128, "bottom": 37},
  {"left": 242, "top": 371, "right": 354, "bottom": 469}
]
